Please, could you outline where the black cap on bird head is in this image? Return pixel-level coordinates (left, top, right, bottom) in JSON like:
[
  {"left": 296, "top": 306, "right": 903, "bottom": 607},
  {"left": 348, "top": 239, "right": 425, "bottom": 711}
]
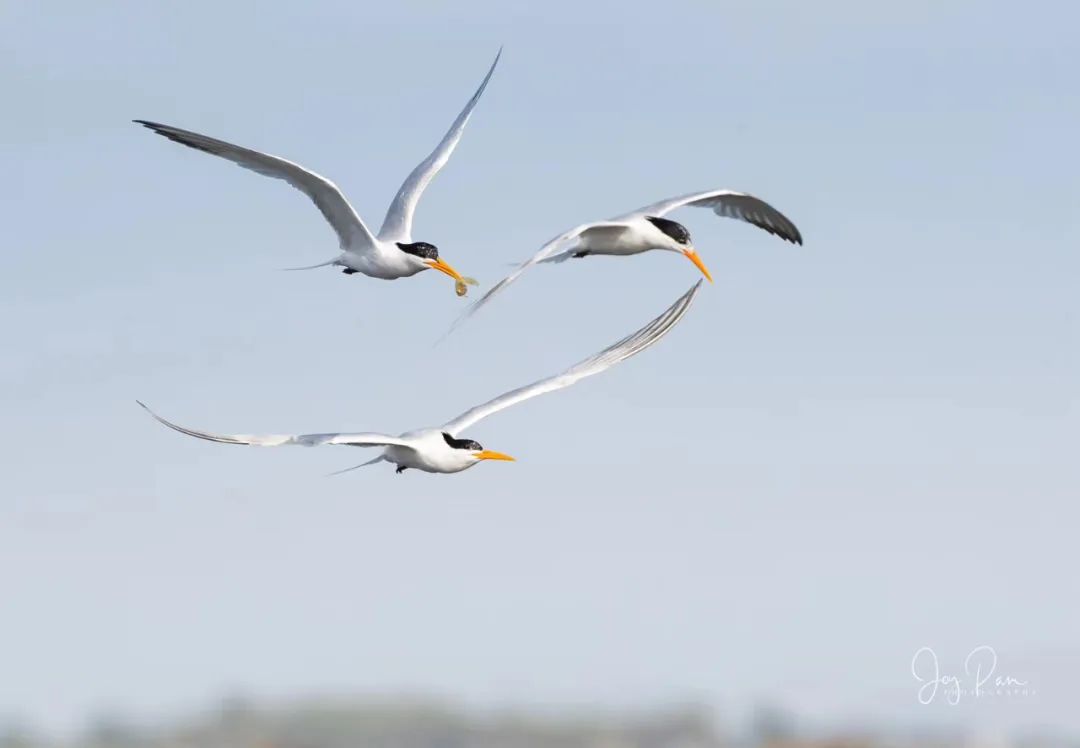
[
  {"left": 442, "top": 432, "right": 515, "bottom": 462},
  {"left": 442, "top": 432, "right": 483, "bottom": 451},
  {"left": 396, "top": 241, "right": 440, "bottom": 260},
  {"left": 645, "top": 216, "right": 691, "bottom": 245},
  {"left": 646, "top": 216, "right": 712, "bottom": 282}
]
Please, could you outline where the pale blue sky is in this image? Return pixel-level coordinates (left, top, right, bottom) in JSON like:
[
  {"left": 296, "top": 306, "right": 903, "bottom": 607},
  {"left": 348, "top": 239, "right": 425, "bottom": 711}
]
[{"left": 2, "top": 0, "right": 1078, "bottom": 738}]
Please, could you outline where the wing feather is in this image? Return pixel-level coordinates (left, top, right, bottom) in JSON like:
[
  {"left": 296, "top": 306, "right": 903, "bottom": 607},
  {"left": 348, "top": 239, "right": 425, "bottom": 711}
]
[
  {"left": 623, "top": 189, "right": 803, "bottom": 245},
  {"left": 446, "top": 221, "right": 626, "bottom": 334},
  {"left": 134, "top": 120, "right": 377, "bottom": 251},
  {"left": 441, "top": 280, "right": 702, "bottom": 434},
  {"left": 137, "top": 401, "right": 407, "bottom": 448},
  {"left": 377, "top": 49, "right": 501, "bottom": 241}
]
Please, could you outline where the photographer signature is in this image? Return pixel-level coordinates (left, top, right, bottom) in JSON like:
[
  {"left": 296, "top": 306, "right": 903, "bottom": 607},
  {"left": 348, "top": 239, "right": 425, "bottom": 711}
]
[{"left": 911, "top": 645, "right": 1032, "bottom": 705}]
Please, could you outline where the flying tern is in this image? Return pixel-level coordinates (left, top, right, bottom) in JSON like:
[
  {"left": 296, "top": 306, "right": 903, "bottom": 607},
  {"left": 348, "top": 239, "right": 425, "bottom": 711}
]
[
  {"left": 134, "top": 49, "right": 502, "bottom": 295},
  {"left": 138, "top": 280, "right": 702, "bottom": 476},
  {"left": 455, "top": 188, "right": 801, "bottom": 324}
]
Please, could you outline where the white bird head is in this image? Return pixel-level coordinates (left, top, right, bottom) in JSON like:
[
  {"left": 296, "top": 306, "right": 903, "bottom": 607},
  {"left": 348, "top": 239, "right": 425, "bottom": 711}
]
[
  {"left": 441, "top": 431, "right": 515, "bottom": 467},
  {"left": 396, "top": 241, "right": 466, "bottom": 283},
  {"left": 645, "top": 216, "right": 713, "bottom": 282}
]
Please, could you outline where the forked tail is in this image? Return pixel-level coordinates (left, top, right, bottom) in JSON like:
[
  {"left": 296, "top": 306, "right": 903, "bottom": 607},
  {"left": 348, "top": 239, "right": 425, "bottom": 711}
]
[
  {"left": 280, "top": 255, "right": 343, "bottom": 271},
  {"left": 327, "top": 455, "right": 386, "bottom": 476}
]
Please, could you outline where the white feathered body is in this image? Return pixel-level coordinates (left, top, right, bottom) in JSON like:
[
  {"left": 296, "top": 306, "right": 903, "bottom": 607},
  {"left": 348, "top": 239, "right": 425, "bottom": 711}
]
[
  {"left": 384, "top": 429, "right": 479, "bottom": 474},
  {"left": 570, "top": 218, "right": 675, "bottom": 257},
  {"left": 338, "top": 245, "right": 427, "bottom": 279}
]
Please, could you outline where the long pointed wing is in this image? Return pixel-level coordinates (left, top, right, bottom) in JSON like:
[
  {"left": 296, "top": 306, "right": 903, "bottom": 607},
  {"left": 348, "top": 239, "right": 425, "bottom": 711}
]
[
  {"left": 441, "top": 280, "right": 702, "bottom": 434},
  {"left": 445, "top": 221, "right": 627, "bottom": 335},
  {"left": 619, "top": 189, "right": 803, "bottom": 245},
  {"left": 377, "top": 49, "right": 502, "bottom": 242},
  {"left": 134, "top": 120, "right": 378, "bottom": 251},
  {"left": 137, "top": 401, "right": 408, "bottom": 448}
]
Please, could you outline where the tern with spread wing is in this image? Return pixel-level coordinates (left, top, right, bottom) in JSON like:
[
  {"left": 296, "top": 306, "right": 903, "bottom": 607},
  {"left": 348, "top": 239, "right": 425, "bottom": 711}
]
[
  {"left": 454, "top": 189, "right": 801, "bottom": 325},
  {"left": 138, "top": 281, "right": 701, "bottom": 476},
  {"left": 134, "top": 49, "right": 502, "bottom": 295}
]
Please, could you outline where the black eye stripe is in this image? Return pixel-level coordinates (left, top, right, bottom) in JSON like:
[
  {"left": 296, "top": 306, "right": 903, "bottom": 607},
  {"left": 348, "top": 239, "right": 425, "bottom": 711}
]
[
  {"left": 442, "top": 432, "right": 482, "bottom": 451},
  {"left": 645, "top": 216, "right": 691, "bottom": 245}
]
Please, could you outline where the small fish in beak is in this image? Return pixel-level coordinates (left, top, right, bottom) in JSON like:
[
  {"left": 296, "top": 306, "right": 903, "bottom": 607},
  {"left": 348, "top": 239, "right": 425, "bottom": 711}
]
[{"left": 455, "top": 276, "right": 479, "bottom": 297}]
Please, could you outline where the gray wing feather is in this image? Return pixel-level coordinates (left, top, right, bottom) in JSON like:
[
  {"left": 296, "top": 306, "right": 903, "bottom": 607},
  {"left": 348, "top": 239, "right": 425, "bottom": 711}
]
[
  {"left": 134, "top": 120, "right": 377, "bottom": 250},
  {"left": 445, "top": 221, "right": 625, "bottom": 336},
  {"left": 441, "top": 280, "right": 702, "bottom": 434},
  {"left": 625, "top": 189, "right": 803, "bottom": 245},
  {"left": 377, "top": 48, "right": 502, "bottom": 241},
  {"left": 137, "top": 401, "right": 407, "bottom": 448}
]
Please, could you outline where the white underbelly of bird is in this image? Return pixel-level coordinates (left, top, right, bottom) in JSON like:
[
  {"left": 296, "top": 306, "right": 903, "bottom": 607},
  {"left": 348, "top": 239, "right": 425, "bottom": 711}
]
[
  {"left": 340, "top": 250, "right": 424, "bottom": 279},
  {"left": 575, "top": 230, "right": 658, "bottom": 256},
  {"left": 384, "top": 431, "right": 476, "bottom": 473}
]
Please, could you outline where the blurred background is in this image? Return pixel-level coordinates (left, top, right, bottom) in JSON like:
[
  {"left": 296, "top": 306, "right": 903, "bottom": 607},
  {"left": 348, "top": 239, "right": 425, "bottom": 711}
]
[
  {"left": 2, "top": 0, "right": 1077, "bottom": 746},
  {"left": 1, "top": 695, "right": 1076, "bottom": 748}
]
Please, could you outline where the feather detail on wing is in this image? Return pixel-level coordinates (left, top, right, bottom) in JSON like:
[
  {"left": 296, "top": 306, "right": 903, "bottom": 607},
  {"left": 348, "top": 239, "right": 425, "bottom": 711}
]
[
  {"left": 625, "top": 189, "right": 802, "bottom": 245},
  {"left": 378, "top": 48, "right": 501, "bottom": 241},
  {"left": 440, "top": 280, "right": 702, "bottom": 434},
  {"left": 137, "top": 401, "right": 407, "bottom": 448},
  {"left": 134, "top": 120, "right": 377, "bottom": 250},
  {"left": 446, "top": 221, "right": 625, "bottom": 335}
]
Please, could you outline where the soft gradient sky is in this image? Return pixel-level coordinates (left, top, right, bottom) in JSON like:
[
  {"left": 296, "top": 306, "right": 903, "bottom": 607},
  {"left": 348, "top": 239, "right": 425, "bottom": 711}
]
[{"left": 2, "top": 0, "right": 1077, "bottom": 739}]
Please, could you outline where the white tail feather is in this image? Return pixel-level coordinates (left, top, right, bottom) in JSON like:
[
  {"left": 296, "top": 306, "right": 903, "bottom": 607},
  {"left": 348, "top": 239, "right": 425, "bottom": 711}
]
[
  {"left": 280, "top": 255, "right": 343, "bottom": 271},
  {"left": 327, "top": 455, "right": 386, "bottom": 476}
]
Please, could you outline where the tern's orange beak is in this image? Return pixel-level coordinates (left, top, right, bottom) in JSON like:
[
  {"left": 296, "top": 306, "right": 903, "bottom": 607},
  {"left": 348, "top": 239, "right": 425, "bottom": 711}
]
[
  {"left": 475, "top": 449, "right": 515, "bottom": 462},
  {"left": 426, "top": 257, "right": 465, "bottom": 283},
  {"left": 683, "top": 247, "right": 713, "bottom": 282}
]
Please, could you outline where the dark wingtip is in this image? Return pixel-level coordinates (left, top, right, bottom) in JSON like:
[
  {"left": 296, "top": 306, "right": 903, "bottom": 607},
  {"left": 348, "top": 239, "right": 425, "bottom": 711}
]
[
  {"left": 783, "top": 219, "right": 804, "bottom": 245},
  {"left": 133, "top": 119, "right": 167, "bottom": 134},
  {"left": 768, "top": 223, "right": 803, "bottom": 246},
  {"left": 484, "top": 47, "right": 503, "bottom": 78},
  {"left": 135, "top": 399, "right": 159, "bottom": 421},
  {"left": 135, "top": 399, "right": 163, "bottom": 422}
]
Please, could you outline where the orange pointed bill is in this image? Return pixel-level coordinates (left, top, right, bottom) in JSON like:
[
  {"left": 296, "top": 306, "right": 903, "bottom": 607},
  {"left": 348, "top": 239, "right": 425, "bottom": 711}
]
[
  {"left": 475, "top": 449, "right": 515, "bottom": 462},
  {"left": 683, "top": 248, "right": 713, "bottom": 282},
  {"left": 426, "top": 257, "right": 465, "bottom": 283}
]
